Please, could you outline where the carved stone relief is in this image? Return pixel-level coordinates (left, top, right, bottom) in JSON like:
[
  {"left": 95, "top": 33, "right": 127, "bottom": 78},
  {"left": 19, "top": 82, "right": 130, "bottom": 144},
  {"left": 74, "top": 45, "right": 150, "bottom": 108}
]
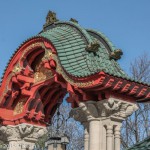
[
  {"left": 0, "top": 123, "right": 47, "bottom": 143},
  {"left": 70, "top": 98, "right": 138, "bottom": 122},
  {"left": 13, "top": 98, "right": 27, "bottom": 115},
  {"left": 97, "top": 98, "right": 138, "bottom": 120}
]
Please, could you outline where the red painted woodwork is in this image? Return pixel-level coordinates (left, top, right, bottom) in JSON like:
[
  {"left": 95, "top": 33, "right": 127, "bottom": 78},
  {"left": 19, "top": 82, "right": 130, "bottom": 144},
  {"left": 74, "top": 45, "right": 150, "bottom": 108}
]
[{"left": 0, "top": 37, "right": 150, "bottom": 127}]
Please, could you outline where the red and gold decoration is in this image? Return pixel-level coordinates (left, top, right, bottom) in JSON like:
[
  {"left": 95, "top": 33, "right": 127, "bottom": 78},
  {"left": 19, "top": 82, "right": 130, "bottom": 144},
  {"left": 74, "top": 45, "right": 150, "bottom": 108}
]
[{"left": 0, "top": 12, "right": 150, "bottom": 128}]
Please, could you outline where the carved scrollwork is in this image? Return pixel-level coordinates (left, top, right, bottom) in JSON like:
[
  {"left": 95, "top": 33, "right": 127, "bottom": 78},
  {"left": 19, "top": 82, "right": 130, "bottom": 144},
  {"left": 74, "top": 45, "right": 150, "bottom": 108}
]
[
  {"left": 0, "top": 124, "right": 47, "bottom": 143},
  {"left": 42, "top": 50, "right": 53, "bottom": 61},
  {"left": 0, "top": 125, "right": 21, "bottom": 142},
  {"left": 34, "top": 50, "right": 54, "bottom": 83},
  {"left": 18, "top": 124, "right": 34, "bottom": 138},
  {"left": 125, "top": 104, "right": 139, "bottom": 116},
  {"left": 28, "top": 127, "right": 47, "bottom": 139},
  {"left": 86, "top": 103, "right": 99, "bottom": 118},
  {"left": 71, "top": 98, "right": 138, "bottom": 124},
  {"left": 34, "top": 67, "right": 53, "bottom": 83},
  {"left": 103, "top": 98, "right": 121, "bottom": 111},
  {"left": 70, "top": 102, "right": 99, "bottom": 122},
  {"left": 0, "top": 126, "right": 8, "bottom": 142},
  {"left": 13, "top": 98, "right": 27, "bottom": 115},
  {"left": 97, "top": 98, "right": 138, "bottom": 120},
  {"left": 52, "top": 54, "right": 94, "bottom": 87},
  {"left": 70, "top": 108, "right": 87, "bottom": 123},
  {"left": 13, "top": 63, "right": 22, "bottom": 74}
]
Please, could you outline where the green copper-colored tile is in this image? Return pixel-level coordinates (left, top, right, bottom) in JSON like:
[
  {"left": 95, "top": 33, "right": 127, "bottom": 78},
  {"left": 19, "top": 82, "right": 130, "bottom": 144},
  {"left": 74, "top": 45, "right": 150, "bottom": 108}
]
[{"left": 39, "top": 21, "right": 129, "bottom": 79}]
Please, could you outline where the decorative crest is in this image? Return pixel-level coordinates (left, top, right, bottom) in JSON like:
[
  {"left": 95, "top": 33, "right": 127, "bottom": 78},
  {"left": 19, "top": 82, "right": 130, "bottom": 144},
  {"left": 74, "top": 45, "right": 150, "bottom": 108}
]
[
  {"left": 103, "top": 98, "right": 121, "bottom": 111},
  {"left": 13, "top": 63, "right": 22, "bottom": 73},
  {"left": 110, "top": 49, "right": 123, "bottom": 60},
  {"left": 86, "top": 40, "right": 100, "bottom": 52},
  {"left": 44, "top": 11, "right": 58, "bottom": 28},
  {"left": 70, "top": 18, "right": 78, "bottom": 24}
]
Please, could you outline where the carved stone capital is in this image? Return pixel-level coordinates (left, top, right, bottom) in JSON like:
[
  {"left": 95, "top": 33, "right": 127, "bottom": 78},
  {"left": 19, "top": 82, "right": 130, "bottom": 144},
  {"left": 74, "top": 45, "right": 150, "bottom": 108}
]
[
  {"left": 70, "top": 102, "right": 99, "bottom": 123},
  {"left": 70, "top": 107, "right": 88, "bottom": 123},
  {"left": 0, "top": 123, "right": 47, "bottom": 143},
  {"left": 97, "top": 98, "right": 138, "bottom": 121},
  {"left": 70, "top": 98, "right": 138, "bottom": 123},
  {"left": 70, "top": 98, "right": 138, "bottom": 150}
]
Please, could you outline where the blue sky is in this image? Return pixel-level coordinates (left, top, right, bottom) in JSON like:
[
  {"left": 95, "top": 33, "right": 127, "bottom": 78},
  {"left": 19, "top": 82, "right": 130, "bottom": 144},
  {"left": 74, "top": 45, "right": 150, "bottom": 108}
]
[{"left": 0, "top": 0, "right": 150, "bottom": 78}]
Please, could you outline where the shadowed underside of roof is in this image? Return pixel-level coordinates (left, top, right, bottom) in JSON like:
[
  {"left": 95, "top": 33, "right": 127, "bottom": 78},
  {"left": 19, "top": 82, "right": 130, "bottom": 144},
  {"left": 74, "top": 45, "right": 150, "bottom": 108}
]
[{"left": 39, "top": 21, "right": 128, "bottom": 78}]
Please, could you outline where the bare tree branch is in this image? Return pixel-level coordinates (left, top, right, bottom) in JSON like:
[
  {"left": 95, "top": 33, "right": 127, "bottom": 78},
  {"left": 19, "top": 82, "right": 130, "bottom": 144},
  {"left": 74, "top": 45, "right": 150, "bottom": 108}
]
[{"left": 121, "top": 53, "right": 150, "bottom": 149}]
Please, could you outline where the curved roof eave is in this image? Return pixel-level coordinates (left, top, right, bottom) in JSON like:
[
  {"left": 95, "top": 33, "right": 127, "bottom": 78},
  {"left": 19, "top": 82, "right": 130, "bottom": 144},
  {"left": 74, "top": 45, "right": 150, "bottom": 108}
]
[
  {"left": 86, "top": 29, "right": 116, "bottom": 52},
  {"left": 2, "top": 22, "right": 149, "bottom": 86}
]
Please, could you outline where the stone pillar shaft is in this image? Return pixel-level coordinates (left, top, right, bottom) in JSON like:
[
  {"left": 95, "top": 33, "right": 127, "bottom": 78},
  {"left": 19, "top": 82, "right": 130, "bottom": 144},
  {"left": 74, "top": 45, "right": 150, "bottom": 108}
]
[
  {"left": 99, "top": 123, "right": 106, "bottom": 150},
  {"left": 114, "top": 126, "right": 121, "bottom": 150},
  {"left": 84, "top": 127, "right": 89, "bottom": 150},
  {"left": 106, "top": 125, "right": 113, "bottom": 150},
  {"left": 89, "top": 119, "right": 100, "bottom": 150},
  {"left": 70, "top": 98, "right": 138, "bottom": 150}
]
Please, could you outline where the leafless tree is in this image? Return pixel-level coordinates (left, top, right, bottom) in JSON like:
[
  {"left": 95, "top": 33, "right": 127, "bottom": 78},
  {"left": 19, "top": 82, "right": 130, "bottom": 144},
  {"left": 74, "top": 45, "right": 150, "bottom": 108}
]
[
  {"left": 36, "top": 97, "right": 84, "bottom": 150},
  {"left": 121, "top": 53, "right": 150, "bottom": 149},
  {"left": 58, "top": 99, "right": 84, "bottom": 150}
]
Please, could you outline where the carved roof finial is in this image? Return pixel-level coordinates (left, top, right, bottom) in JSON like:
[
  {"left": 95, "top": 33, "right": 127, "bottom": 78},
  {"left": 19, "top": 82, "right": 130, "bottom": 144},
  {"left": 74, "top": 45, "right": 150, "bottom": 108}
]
[
  {"left": 70, "top": 18, "right": 78, "bottom": 24},
  {"left": 43, "top": 11, "right": 58, "bottom": 28},
  {"left": 110, "top": 49, "right": 123, "bottom": 60},
  {"left": 86, "top": 40, "right": 100, "bottom": 52}
]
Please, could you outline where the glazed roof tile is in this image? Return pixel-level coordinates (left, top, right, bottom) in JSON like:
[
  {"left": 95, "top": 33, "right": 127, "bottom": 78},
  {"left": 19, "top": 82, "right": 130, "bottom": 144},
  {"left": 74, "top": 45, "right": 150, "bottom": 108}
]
[
  {"left": 40, "top": 21, "right": 128, "bottom": 78},
  {"left": 1, "top": 20, "right": 149, "bottom": 86}
]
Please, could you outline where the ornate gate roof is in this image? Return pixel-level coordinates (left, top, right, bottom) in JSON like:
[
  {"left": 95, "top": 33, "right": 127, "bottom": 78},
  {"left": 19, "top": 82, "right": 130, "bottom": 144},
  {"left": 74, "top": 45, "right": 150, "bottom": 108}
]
[
  {"left": 40, "top": 21, "right": 127, "bottom": 78},
  {"left": 0, "top": 11, "right": 150, "bottom": 126}
]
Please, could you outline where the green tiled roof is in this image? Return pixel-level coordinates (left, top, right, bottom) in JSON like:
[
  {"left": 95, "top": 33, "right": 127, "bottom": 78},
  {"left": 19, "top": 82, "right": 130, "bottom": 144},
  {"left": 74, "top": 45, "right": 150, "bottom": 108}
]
[
  {"left": 39, "top": 21, "right": 128, "bottom": 78},
  {"left": 127, "top": 137, "right": 150, "bottom": 150}
]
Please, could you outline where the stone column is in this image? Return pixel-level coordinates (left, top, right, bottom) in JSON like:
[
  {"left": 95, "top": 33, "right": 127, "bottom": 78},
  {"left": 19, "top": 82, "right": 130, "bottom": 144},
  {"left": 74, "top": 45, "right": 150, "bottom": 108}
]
[
  {"left": 88, "top": 118, "right": 100, "bottom": 150},
  {"left": 99, "top": 121, "right": 106, "bottom": 150},
  {"left": 106, "top": 125, "right": 113, "bottom": 150},
  {"left": 70, "top": 98, "right": 138, "bottom": 150},
  {"left": 114, "top": 125, "right": 121, "bottom": 150},
  {"left": 0, "top": 123, "right": 47, "bottom": 150},
  {"left": 70, "top": 102, "right": 100, "bottom": 150},
  {"left": 82, "top": 122, "right": 89, "bottom": 150}
]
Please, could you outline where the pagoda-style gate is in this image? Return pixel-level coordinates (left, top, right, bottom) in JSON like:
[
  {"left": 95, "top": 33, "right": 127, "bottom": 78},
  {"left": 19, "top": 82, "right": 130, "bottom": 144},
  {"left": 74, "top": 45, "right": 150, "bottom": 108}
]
[{"left": 0, "top": 12, "right": 150, "bottom": 150}]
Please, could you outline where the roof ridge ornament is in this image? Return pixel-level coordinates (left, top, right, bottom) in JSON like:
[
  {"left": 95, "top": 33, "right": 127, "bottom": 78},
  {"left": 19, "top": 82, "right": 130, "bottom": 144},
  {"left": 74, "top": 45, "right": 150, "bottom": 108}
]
[
  {"left": 110, "top": 49, "right": 123, "bottom": 60},
  {"left": 85, "top": 40, "right": 100, "bottom": 52},
  {"left": 70, "top": 18, "right": 78, "bottom": 24},
  {"left": 43, "top": 11, "right": 59, "bottom": 29}
]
